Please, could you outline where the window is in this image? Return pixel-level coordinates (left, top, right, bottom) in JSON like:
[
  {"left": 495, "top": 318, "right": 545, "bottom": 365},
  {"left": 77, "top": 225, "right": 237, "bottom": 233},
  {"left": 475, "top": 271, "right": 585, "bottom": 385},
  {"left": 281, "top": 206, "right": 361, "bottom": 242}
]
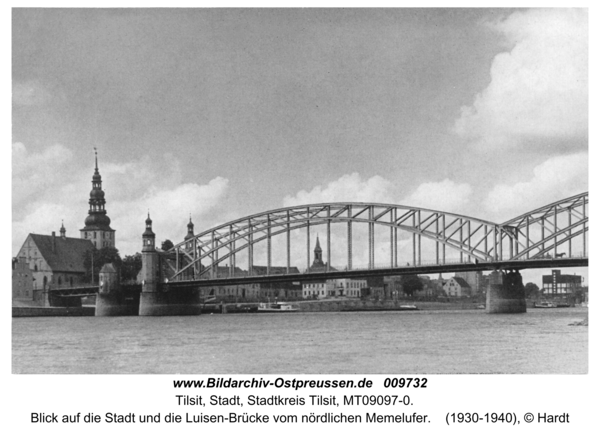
[{"left": 93, "top": 232, "right": 97, "bottom": 238}]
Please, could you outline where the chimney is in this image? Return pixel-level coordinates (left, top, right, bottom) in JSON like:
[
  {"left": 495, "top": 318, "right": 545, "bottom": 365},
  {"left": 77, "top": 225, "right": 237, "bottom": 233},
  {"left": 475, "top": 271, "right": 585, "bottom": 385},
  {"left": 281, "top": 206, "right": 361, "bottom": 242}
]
[{"left": 52, "top": 231, "right": 56, "bottom": 252}]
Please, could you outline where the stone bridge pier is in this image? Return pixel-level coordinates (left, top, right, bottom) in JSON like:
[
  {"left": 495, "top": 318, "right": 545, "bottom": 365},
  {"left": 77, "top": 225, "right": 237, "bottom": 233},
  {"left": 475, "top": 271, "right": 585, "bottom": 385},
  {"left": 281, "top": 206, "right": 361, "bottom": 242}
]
[
  {"left": 486, "top": 269, "right": 527, "bottom": 314},
  {"left": 137, "top": 214, "right": 202, "bottom": 316},
  {"left": 95, "top": 263, "right": 138, "bottom": 316}
]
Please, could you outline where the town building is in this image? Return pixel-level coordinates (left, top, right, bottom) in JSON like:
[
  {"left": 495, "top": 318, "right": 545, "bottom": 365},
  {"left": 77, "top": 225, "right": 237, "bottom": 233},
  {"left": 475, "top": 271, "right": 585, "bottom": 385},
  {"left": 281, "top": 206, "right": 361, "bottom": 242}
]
[
  {"left": 15, "top": 227, "right": 95, "bottom": 294},
  {"left": 12, "top": 256, "right": 34, "bottom": 303},
  {"left": 302, "top": 239, "right": 366, "bottom": 299},
  {"left": 542, "top": 270, "right": 582, "bottom": 295},
  {"left": 454, "top": 270, "right": 485, "bottom": 296},
  {"left": 443, "top": 276, "right": 472, "bottom": 297}
]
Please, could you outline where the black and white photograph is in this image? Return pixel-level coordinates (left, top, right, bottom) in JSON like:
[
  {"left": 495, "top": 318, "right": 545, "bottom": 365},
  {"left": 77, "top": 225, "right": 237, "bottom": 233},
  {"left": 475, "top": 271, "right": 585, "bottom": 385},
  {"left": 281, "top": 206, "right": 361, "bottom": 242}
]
[{"left": 7, "top": 4, "right": 594, "bottom": 431}]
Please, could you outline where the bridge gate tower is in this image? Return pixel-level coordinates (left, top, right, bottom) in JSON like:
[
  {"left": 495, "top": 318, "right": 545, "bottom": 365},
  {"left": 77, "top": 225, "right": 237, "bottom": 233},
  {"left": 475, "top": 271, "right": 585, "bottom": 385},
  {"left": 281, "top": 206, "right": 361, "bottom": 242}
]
[{"left": 138, "top": 214, "right": 202, "bottom": 316}]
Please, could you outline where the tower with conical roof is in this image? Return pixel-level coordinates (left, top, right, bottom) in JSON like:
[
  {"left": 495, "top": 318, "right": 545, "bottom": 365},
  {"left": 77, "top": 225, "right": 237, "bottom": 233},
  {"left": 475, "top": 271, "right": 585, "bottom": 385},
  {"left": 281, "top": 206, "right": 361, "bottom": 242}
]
[
  {"left": 312, "top": 236, "right": 325, "bottom": 267},
  {"left": 80, "top": 149, "right": 115, "bottom": 249},
  {"left": 142, "top": 212, "right": 156, "bottom": 252},
  {"left": 184, "top": 216, "right": 195, "bottom": 251}
]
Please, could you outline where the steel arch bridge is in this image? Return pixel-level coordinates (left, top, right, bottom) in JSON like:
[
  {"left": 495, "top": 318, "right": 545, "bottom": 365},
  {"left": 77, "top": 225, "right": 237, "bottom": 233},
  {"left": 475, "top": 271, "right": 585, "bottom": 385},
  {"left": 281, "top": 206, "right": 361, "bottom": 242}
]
[{"left": 164, "top": 192, "right": 587, "bottom": 286}]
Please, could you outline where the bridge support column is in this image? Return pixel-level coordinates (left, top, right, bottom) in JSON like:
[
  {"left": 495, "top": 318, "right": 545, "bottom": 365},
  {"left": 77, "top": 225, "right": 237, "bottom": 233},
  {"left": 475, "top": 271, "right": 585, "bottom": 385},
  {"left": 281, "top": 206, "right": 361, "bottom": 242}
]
[
  {"left": 138, "top": 214, "right": 202, "bottom": 316},
  {"left": 96, "top": 263, "right": 138, "bottom": 316},
  {"left": 486, "top": 270, "right": 527, "bottom": 314},
  {"left": 139, "top": 287, "right": 203, "bottom": 316}
]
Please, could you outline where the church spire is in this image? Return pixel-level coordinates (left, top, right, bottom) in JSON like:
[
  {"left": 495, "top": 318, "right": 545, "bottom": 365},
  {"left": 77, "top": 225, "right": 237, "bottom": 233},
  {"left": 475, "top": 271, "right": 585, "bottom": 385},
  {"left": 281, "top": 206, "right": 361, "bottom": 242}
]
[
  {"left": 83, "top": 149, "right": 111, "bottom": 230},
  {"left": 60, "top": 220, "right": 66, "bottom": 239},
  {"left": 312, "top": 236, "right": 324, "bottom": 266},
  {"left": 81, "top": 149, "right": 115, "bottom": 248}
]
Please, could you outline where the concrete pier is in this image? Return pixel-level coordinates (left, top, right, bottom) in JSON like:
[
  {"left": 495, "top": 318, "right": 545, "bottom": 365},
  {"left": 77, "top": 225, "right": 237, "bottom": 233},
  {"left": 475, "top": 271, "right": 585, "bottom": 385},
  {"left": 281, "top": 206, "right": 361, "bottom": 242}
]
[
  {"left": 139, "top": 287, "right": 203, "bottom": 316},
  {"left": 95, "top": 263, "right": 138, "bottom": 316},
  {"left": 486, "top": 270, "right": 527, "bottom": 314}
]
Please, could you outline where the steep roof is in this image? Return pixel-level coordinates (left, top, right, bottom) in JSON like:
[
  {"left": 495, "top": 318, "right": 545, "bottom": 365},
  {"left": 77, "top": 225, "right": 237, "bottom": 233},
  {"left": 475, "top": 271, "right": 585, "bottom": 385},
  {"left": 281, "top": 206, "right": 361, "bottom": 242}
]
[
  {"left": 452, "top": 277, "right": 471, "bottom": 288},
  {"left": 28, "top": 234, "right": 95, "bottom": 273}
]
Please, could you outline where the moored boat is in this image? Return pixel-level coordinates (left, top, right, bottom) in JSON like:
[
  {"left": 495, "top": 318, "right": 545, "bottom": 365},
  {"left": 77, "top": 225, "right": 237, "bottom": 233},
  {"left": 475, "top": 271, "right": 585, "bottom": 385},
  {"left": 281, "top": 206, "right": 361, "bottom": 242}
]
[
  {"left": 258, "top": 302, "right": 299, "bottom": 312},
  {"left": 533, "top": 301, "right": 556, "bottom": 308}
]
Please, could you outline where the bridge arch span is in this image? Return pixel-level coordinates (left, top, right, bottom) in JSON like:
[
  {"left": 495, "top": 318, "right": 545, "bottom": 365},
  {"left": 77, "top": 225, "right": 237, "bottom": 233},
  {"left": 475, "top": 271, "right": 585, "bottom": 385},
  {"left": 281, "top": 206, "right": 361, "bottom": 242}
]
[{"left": 166, "top": 202, "right": 521, "bottom": 281}]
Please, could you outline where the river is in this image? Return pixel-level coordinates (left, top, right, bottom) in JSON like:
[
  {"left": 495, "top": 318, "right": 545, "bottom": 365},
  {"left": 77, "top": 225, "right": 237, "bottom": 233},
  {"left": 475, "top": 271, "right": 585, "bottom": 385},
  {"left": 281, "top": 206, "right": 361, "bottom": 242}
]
[{"left": 12, "top": 308, "right": 588, "bottom": 374}]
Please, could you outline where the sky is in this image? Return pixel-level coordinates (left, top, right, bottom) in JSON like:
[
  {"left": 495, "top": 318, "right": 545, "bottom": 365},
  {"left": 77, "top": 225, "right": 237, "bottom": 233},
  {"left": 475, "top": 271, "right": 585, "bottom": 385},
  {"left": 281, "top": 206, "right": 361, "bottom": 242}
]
[{"left": 11, "top": 8, "right": 589, "bottom": 285}]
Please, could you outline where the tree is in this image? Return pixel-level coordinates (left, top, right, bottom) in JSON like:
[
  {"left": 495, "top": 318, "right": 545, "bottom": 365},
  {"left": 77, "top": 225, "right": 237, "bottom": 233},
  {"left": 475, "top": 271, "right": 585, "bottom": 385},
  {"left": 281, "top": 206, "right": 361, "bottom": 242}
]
[
  {"left": 400, "top": 274, "right": 423, "bottom": 296},
  {"left": 121, "top": 253, "right": 143, "bottom": 282},
  {"left": 524, "top": 282, "right": 540, "bottom": 299},
  {"left": 83, "top": 247, "right": 122, "bottom": 283},
  {"left": 161, "top": 239, "right": 174, "bottom": 251}
]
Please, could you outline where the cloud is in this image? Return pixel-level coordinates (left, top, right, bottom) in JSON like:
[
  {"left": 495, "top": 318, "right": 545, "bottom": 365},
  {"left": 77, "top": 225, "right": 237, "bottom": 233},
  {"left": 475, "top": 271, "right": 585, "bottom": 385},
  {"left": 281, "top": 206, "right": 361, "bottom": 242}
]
[
  {"left": 284, "top": 173, "right": 473, "bottom": 214},
  {"left": 110, "top": 177, "right": 229, "bottom": 255},
  {"left": 283, "top": 173, "right": 395, "bottom": 206},
  {"left": 454, "top": 9, "right": 588, "bottom": 151},
  {"left": 401, "top": 179, "right": 473, "bottom": 214},
  {"left": 12, "top": 143, "right": 229, "bottom": 256},
  {"left": 12, "top": 142, "right": 76, "bottom": 212},
  {"left": 483, "top": 152, "right": 588, "bottom": 221}
]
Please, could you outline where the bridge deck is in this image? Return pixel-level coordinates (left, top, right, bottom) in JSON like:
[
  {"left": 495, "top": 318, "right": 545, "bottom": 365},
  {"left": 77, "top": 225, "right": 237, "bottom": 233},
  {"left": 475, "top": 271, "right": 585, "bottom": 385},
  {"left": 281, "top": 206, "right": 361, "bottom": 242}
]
[{"left": 166, "top": 257, "right": 588, "bottom": 288}]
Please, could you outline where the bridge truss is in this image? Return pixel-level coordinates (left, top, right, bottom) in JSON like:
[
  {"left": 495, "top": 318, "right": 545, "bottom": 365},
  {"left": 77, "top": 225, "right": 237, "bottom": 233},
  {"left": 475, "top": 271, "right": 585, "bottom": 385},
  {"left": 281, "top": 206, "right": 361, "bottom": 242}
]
[{"left": 165, "top": 192, "right": 588, "bottom": 283}]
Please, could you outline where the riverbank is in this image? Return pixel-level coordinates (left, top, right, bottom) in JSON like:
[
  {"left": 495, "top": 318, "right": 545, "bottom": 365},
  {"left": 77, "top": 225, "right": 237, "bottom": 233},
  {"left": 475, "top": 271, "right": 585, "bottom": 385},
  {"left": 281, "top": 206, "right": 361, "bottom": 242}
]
[
  {"left": 12, "top": 306, "right": 95, "bottom": 317},
  {"left": 295, "top": 299, "right": 481, "bottom": 312},
  {"left": 14, "top": 298, "right": 585, "bottom": 317}
]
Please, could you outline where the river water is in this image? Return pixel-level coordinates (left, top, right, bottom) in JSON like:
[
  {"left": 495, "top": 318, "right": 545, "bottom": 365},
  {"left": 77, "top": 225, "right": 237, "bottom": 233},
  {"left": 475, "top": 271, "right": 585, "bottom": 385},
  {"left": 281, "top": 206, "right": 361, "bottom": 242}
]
[{"left": 12, "top": 308, "right": 588, "bottom": 374}]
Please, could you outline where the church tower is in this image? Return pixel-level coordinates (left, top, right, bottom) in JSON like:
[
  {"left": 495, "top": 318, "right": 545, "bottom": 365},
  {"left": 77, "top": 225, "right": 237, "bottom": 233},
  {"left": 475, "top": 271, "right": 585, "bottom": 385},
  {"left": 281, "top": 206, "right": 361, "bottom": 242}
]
[
  {"left": 312, "top": 236, "right": 324, "bottom": 267},
  {"left": 80, "top": 149, "right": 115, "bottom": 249}
]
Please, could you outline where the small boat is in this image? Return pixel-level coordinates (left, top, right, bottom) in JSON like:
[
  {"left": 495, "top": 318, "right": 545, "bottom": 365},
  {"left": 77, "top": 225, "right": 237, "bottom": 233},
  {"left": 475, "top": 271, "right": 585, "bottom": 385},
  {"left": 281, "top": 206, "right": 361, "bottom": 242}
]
[
  {"left": 258, "top": 302, "right": 299, "bottom": 312},
  {"left": 399, "top": 305, "right": 418, "bottom": 311},
  {"left": 533, "top": 302, "right": 556, "bottom": 308}
]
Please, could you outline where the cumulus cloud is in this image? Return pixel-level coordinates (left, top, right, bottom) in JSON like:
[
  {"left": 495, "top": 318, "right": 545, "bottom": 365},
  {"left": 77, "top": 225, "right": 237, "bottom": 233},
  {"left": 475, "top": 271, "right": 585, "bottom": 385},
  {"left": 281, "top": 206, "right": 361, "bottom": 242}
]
[
  {"left": 401, "top": 179, "right": 473, "bottom": 214},
  {"left": 284, "top": 173, "right": 474, "bottom": 213},
  {"left": 12, "top": 143, "right": 229, "bottom": 256},
  {"left": 454, "top": 8, "right": 588, "bottom": 151},
  {"left": 283, "top": 173, "right": 395, "bottom": 206},
  {"left": 110, "top": 178, "right": 229, "bottom": 255},
  {"left": 483, "top": 152, "right": 588, "bottom": 221},
  {"left": 12, "top": 142, "right": 76, "bottom": 212}
]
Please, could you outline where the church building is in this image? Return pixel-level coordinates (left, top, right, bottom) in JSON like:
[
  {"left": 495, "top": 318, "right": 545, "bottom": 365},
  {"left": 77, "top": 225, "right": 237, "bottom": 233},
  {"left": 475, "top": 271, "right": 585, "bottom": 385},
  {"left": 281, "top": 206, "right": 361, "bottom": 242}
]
[{"left": 14, "top": 152, "right": 115, "bottom": 299}]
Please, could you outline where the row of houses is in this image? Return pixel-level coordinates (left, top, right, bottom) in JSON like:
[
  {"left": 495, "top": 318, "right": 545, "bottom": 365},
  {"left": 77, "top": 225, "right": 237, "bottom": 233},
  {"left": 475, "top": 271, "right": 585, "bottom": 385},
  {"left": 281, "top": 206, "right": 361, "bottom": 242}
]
[{"left": 186, "top": 238, "right": 369, "bottom": 301}]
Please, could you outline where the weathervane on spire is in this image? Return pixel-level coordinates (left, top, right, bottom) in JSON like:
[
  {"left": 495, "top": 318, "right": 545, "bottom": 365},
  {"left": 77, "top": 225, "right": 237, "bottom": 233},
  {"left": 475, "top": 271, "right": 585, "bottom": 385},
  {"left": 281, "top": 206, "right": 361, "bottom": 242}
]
[{"left": 94, "top": 147, "right": 98, "bottom": 170}]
